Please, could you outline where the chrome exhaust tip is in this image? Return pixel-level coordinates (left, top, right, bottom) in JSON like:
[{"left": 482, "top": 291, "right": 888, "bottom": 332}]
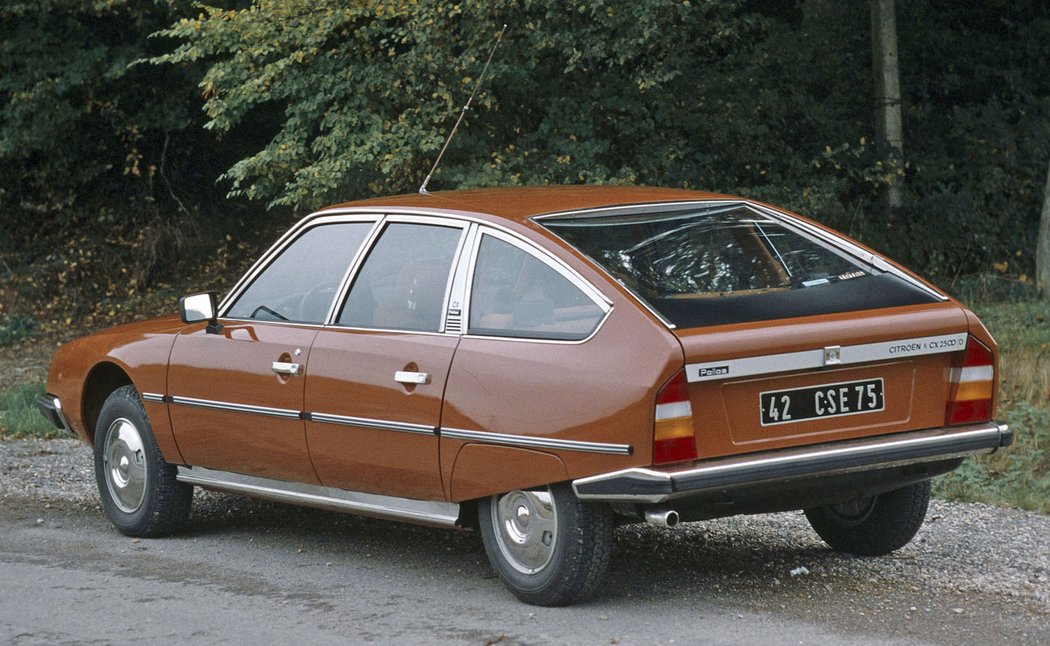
[{"left": 644, "top": 508, "right": 679, "bottom": 527}]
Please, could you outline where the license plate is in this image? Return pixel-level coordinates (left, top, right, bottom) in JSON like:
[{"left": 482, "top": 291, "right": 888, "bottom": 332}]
[{"left": 760, "top": 378, "right": 884, "bottom": 426}]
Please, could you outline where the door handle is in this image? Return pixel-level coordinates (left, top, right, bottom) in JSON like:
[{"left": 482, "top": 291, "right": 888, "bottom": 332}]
[
  {"left": 394, "top": 371, "right": 429, "bottom": 385},
  {"left": 272, "top": 361, "right": 302, "bottom": 376}
]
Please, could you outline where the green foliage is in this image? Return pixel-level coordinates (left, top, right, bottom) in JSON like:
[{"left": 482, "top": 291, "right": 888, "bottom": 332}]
[
  {"left": 0, "top": 0, "right": 219, "bottom": 226},
  {"left": 934, "top": 401, "right": 1050, "bottom": 513},
  {"left": 0, "top": 383, "right": 59, "bottom": 439},
  {"left": 4, "top": 1, "right": 1049, "bottom": 285},
  {"left": 0, "top": 315, "right": 37, "bottom": 348},
  {"left": 0, "top": 314, "right": 38, "bottom": 347},
  {"left": 152, "top": 0, "right": 777, "bottom": 209},
  {"left": 934, "top": 297, "right": 1050, "bottom": 512}
]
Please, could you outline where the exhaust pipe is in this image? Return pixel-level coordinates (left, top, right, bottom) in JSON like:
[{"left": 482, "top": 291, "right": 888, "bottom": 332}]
[{"left": 644, "top": 508, "right": 679, "bottom": 528}]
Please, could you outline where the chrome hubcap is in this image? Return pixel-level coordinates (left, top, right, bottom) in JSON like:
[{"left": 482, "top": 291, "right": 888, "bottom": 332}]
[
  {"left": 491, "top": 489, "right": 558, "bottom": 575},
  {"left": 103, "top": 418, "right": 147, "bottom": 513}
]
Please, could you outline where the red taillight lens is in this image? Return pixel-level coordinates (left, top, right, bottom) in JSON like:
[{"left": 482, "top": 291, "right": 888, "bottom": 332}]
[
  {"left": 945, "top": 336, "right": 995, "bottom": 426},
  {"left": 654, "top": 370, "right": 697, "bottom": 464}
]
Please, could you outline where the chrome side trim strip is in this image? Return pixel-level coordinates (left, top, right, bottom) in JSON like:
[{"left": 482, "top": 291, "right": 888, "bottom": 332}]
[
  {"left": 685, "top": 332, "right": 968, "bottom": 383},
  {"left": 572, "top": 423, "right": 1012, "bottom": 503},
  {"left": 441, "top": 427, "right": 632, "bottom": 455},
  {"left": 169, "top": 396, "right": 301, "bottom": 420},
  {"left": 176, "top": 466, "right": 460, "bottom": 528},
  {"left": 141, "top": 392, "right": 166, "bottom": 403},
  {"left": 309, "top": 412, "right": 435, "bottom": 435}
]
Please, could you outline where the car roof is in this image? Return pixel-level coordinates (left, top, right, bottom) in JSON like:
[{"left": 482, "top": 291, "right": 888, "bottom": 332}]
[{"left": 323, "top": 185, "right": 737, "bottom": 223}]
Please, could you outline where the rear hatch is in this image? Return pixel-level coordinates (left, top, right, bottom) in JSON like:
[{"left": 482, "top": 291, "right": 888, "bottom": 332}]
[
  {"left": 673, "top": 304, "right": 966, "bottom": 457},
  {"left": 541, "top": 200, "right": 987, "bottom": 460}
]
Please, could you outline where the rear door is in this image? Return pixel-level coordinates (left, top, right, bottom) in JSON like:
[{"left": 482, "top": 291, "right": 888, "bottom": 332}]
[{"left": 303, "top": 217, "right": 468, "bottom": 500}]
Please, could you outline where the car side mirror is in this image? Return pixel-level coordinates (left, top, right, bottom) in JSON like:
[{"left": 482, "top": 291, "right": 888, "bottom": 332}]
[{"left": 179, "top": 292, "right": 222, "bottom": 334}]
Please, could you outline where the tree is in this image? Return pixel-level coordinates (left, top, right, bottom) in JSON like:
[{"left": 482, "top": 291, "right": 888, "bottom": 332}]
[
  {"left": 151, "top": 0, "right": 775, "bottom": 210},
  {"left": 1039, "top": 158, "right": 1050, "bottom": 298},
  {"left": 0, "top": 0, "right": 214, "bottom": 227},
  {"left": 871, "top": 0, "right": 904, "bottom": 212}
]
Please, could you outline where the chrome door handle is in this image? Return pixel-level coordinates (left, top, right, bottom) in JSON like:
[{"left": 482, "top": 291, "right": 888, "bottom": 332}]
[
  {"left": 272, "top": 361, "right": 302, "bottom": 376},
  {"left": 394, "top": 371, "right": 429, "bottom": 385}
]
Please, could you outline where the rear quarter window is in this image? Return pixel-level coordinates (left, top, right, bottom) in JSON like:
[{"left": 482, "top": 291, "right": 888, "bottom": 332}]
[{"left": 468, "top": 234, "right": 605, "bottom": 341}]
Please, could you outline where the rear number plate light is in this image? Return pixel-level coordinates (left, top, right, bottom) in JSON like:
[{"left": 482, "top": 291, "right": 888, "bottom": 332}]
[{"left": 760, "top": 378, "right": 885, "bottom": 426}]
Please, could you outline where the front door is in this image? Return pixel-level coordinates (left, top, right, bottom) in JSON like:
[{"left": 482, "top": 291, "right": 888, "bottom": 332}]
[{"left": 168, "top": 219, "right": 376, "bottom": 482}]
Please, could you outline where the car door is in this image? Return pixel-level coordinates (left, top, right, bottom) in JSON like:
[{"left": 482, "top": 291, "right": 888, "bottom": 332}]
[
  {"left": 168, "top": 218, "right": 376, "bottom": 482},
  {"left": 304, "top": 217, "right": 468, "bottom": 500}
]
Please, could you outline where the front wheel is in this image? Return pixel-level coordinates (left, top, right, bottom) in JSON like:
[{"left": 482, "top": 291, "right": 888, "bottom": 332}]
[
  {"left": 804, "top": 481, "right": 931, "bottom": 556},
  {"left": 94, "top": 385, "right": 193, "bottom": 537},
  {"left": 478, "top": 483, "right": 614, "bottom": 606}
]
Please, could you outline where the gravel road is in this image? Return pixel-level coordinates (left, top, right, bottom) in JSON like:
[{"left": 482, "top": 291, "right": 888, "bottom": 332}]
[{"left": 1, "top": 438, "right": 1047, "bottom": 645}]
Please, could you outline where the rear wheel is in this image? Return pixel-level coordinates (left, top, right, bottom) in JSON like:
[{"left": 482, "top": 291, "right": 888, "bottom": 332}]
[
  {"left": 478, "top": 483, "right": 614, "bottom": 606},
  {"left": 94, "top": 385, "right": 192, "bottom": 537},
  {"left": 804, "top": 481, "right": 931, "bottom": 556}
]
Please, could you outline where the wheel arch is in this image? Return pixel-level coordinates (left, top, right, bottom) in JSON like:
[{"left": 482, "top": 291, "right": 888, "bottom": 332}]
[{"left": 81, "top": 361, "right": 134, "bottom": 444}]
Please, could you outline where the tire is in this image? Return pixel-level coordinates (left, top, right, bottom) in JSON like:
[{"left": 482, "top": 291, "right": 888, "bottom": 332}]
[
  {"left": 478, "top": 483, "right": 614, "bottom": 606},
  {"left": 804, "top": 480, "right": 931, "bottom": 556},
  {"left": 94, "top": 385, "right": 192, "bottom": 537}
]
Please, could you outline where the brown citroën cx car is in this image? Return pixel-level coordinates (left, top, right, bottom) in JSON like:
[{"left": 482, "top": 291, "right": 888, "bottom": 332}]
[{"left": 38, "top": 186, "right": 1011, "bottom": 605}]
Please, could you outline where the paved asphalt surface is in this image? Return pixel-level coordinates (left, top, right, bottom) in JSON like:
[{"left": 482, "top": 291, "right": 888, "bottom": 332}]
[{"left": 1, "top": 441, "right": 1047, "bottom": 645}]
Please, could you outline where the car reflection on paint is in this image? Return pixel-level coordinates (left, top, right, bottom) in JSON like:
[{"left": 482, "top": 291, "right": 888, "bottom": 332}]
[{"left": 38, "top": 186, "right": 1011, "bottom": 606}]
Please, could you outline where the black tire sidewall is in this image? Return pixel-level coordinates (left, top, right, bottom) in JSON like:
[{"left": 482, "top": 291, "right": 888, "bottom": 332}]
[
  {"left": 94, "top": 386, "right": 163, "bottom": 536},
  {"left": 805, "top": 480, "right": 931, "bottom": 556},
  {"left": 478, "top": 483, "right": 612, "bottom": 606}
]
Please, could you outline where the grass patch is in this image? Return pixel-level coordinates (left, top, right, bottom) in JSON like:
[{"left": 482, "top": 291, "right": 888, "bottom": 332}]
[
  {"left": 0, "top": 382, "right": 63, "bottom": 439},
  {"left": 933, "top": 297, "right": 1050, "bottom": 513}
]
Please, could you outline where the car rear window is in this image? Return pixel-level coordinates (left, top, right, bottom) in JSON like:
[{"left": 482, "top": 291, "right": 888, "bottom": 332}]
[{"left": 542, "top": 204, "right": 939, "bottom": 328}]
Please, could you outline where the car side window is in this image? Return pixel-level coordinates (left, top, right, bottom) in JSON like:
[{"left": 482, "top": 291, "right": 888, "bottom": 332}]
[
  {"left": 338, "top": 223, "right": 462, "bottom": 332},
  {"left": 226, "top": 222, "right": 373, "bottom": 324},
  {"left": 468, "top": 235, "right": 605, "bottom": 341}
]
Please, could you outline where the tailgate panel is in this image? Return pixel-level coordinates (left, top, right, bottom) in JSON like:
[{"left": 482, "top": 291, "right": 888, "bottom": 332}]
[
  {"left": 721, "top": 361, "right": 928, "bottom": 446},
  {"left": 676, "top": 303, "right": 968, "bottom": 459}
]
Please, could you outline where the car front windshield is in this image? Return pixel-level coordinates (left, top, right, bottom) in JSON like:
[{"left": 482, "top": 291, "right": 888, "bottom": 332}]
[{"left": 542, "top": 203, "right": 938, "bottom": 328}]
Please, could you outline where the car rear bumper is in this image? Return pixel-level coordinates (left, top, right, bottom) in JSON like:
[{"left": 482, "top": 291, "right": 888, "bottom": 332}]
[
  {"left": 36, "top": 393, "right": 75, "bottom": 437},
  {"left": 572, "top": 422, "right": 1012, "bottom": 504}
]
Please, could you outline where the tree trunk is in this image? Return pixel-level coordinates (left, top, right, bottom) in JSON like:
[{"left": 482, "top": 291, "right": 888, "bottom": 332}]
[
  {"left": 871, "top": 0, "right": 904, "bottom": 211},
  {"left": 1038, "top": 157, "right": 1050, "bottom": 298}
]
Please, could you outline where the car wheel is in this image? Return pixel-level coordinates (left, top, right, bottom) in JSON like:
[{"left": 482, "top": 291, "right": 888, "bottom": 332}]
[
  {"left": 94, "top": 385, "right": 193, "bottom": 537},
  {"left": 478, "top": 483, "right": 614, "bottom": 606},
  {"left": 804, "top": 480, "right": 931, "bottom": 556}
]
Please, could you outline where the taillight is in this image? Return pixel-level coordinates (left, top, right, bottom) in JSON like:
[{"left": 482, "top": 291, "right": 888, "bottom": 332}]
[
  {"left": 945, "top": 336, "right": 995, "bottom": 425},
  {"left": 654, "top": 370, "right": 698, "bottom": 464}
]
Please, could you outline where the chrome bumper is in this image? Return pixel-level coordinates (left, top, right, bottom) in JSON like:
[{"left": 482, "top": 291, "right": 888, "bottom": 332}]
[
  {"left": 36, "top": 393, "right": 75, "bottom": 437},
  {"left": 573, "top": 423, "right": 1012, "bottom": 504}
]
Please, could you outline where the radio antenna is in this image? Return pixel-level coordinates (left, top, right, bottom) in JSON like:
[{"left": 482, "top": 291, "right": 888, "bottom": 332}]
[{"left": 419, "top": 23, "right": 507, "bottom": 194}]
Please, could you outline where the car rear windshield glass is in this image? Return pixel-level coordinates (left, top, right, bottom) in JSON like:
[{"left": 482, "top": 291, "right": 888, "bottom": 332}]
[{"left": 542, "top": 204, "right": 939, "bottom": 328}]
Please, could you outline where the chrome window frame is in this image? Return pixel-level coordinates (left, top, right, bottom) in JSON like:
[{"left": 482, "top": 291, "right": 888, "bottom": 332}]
[
  {"left": 460, "top": 226, "right": 613, "bottom": 345},
  {"left": 218, "top": 213, "right": 383, "bottom": 326},
  {"left": 327, "top": 214, "right": 470, "bottom": 335},
  {"left": 217, "top": 207, "right": 616, "bottom": 342}
]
